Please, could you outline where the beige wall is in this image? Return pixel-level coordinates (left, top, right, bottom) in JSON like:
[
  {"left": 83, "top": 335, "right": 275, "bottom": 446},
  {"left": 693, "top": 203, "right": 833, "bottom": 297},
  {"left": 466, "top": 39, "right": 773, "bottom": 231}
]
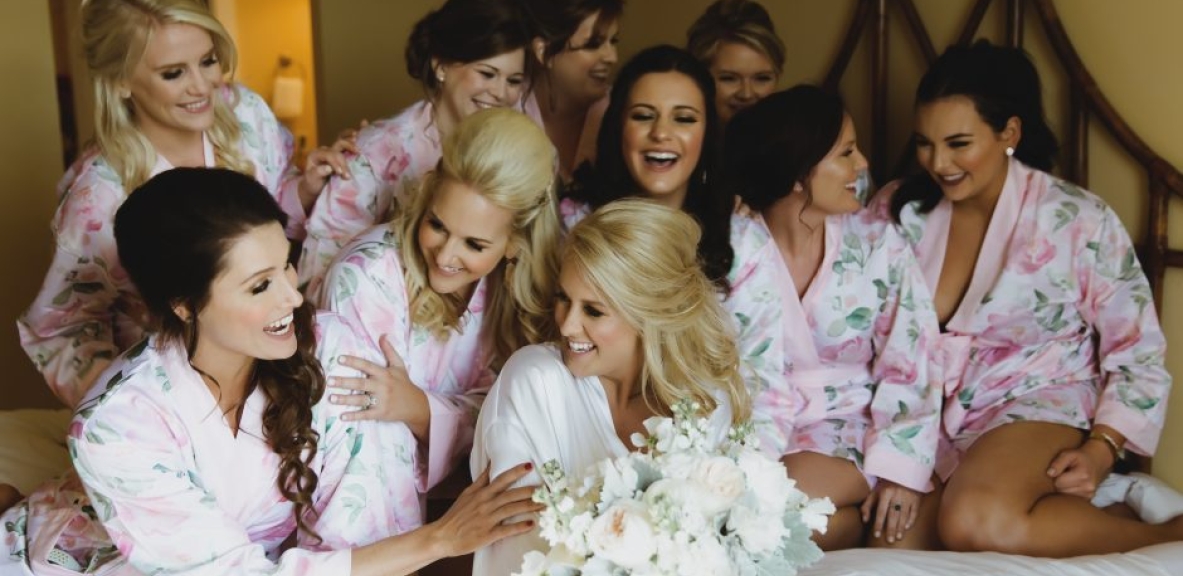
[{"left": 1, "top": 1, "right": 67, "bottom": 409}]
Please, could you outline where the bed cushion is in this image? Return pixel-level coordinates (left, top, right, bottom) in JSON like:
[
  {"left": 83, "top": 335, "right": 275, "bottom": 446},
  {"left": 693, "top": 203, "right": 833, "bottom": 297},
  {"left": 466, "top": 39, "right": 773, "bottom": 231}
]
[{"left": 0, "top": 409, "right": 71, "bottom": 493}]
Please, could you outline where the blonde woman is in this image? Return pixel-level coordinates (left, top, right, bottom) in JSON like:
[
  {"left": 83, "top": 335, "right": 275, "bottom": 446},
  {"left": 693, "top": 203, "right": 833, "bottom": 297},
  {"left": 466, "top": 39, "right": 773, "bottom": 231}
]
[
  {"left": 19, "top": 0, "right": 344, "bottom": 409},
  {"left": 686, "top": 0, "right": 785, "bottom": 126},
  {"left": 298, "top": 0, "right": 538, "bottom": 295},
  {"left": 471, "top": 199, "right": 751, "bottom": 574},
  {"left": 316, "top": 108, "right": 561, "bottom": 511}
]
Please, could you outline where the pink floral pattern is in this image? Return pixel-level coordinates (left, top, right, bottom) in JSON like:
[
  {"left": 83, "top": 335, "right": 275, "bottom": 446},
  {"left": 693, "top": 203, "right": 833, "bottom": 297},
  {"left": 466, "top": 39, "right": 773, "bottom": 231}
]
[
  {"left": 1, "top": 313, "right": 421, "bottom": 574},
  {"left": 871, "top": 159, "right": 1170, "bottom": 478},
  {"left": 318, "top": 224, "right": 494, "bottom": 492},
  {"left": 18, "top": 84, "right": 307, "bottom": 409},
  {"left": 760, "top": 211, "right": 942, "bottom": 492}
]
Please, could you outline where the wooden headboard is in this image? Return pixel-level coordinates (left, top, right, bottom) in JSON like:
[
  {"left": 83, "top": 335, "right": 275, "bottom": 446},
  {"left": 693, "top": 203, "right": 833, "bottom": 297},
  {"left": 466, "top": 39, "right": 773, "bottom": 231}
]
[{"left": 824, "top": 0, "right": 1182, "bottom": 312}]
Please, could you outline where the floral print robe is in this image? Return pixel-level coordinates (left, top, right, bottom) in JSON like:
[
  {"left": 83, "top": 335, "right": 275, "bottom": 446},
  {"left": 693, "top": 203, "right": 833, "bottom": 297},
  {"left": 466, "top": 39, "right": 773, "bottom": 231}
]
[
  {"left": 18, "top": 84, "right": 307, "bottom": 409},
  {"left": 318, "top": 224, "right": 493, "bottom": 493},
  {"left": 872, "top": 159, "right": 1171, "bottom": 478},
  {"left": 1, "top": 313, "right": 420, "bottom": 575},
  {"left": 559, "top": 199, "right": 789, "bottom": 454},
  {"left": 758, "top": 210, "right": 942, "bottom": 491}
]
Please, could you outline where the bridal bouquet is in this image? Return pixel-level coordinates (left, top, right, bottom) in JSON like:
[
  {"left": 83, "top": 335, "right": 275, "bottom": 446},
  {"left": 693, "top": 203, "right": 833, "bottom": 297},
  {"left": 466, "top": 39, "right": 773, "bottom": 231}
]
[{"left": 515, "top": 401, "right": 835, "bottom": 576}]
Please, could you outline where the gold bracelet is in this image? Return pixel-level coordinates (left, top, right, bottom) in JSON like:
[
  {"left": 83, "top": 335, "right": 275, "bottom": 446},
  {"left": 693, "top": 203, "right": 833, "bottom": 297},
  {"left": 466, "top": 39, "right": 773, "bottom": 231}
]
[{"left": 1088, "top": 429, "right": 1125, "bottom": 462}]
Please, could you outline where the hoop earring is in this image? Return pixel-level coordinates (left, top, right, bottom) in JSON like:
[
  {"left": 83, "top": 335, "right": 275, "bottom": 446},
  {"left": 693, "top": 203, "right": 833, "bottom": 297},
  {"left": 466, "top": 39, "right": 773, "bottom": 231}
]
[{"left": 1005, "top": 146, "right": 1015, "bottom": 157}]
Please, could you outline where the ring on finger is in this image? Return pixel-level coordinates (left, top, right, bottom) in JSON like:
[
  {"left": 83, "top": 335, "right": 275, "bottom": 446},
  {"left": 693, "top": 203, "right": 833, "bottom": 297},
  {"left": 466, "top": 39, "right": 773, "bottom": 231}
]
[
  {"left": 364, "top": 392, "right": 378, "bottom": 409},
  {"left": 892, "top": 503, "right": 902, "bottom": 512}
]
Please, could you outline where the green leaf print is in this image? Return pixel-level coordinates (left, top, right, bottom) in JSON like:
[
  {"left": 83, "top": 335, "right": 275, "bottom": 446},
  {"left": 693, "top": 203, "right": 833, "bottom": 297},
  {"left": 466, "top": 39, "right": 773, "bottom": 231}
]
[
  {"left": 1118, "top": 248, "right": 1141, "bottom": 281},
  {"left": 1056, "top": 181, "right": 1086, "bottom": 198},
  {"left": 735, "top": 312, "right": 752, "bottom": 330},
  {"left": 1132, "top": 397, "right": 1160, "bottom": 411},
  {"left": 832, "top": 261, "right": 846, "bottom": 274},
  {"left": 748, "top": 338, "right": 771, "bottom": 359},
  {"left": 874, "top": 279, "right": 889, "bottom": 301},
  {"left": 827, "top": 318, "right": 848, "bottom": 338},
  {"left": 846, "top": 307, "right": 873, "bottom": 331},
  {"left": 336, "top": 266, "right": 360, "bottom": 301},
  {"left": 1053, "top": 202, "right": 1080, "bottom": 231},
  {"left": 844, "top": 234, "right": 862, "bottom": 251},
  {"left": 958, "top": 387, "right": 974, "bottom": 409},
  {"left": 51, "top": 285, "right": 74, "bottom": 306}
]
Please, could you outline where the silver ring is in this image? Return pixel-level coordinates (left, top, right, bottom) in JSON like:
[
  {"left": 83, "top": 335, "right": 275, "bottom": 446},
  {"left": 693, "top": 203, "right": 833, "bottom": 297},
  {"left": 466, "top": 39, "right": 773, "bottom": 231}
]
[{"left": 365, "top": 392, "right": 377, "bottom": 409}]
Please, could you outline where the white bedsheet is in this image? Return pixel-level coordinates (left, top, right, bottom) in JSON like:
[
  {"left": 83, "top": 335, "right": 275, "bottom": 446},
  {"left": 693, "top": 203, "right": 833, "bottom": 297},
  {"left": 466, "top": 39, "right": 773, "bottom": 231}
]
[
  {"left": 1, "top": 409, "right": 1181, "bottom": 574},
  {"left": 804, "top": 544, "right": 1183, "bottom": 575}
]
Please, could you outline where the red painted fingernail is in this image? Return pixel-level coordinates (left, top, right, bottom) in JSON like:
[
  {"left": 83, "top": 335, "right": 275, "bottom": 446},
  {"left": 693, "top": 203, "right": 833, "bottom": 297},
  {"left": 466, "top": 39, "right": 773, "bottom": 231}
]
[
  {"left": 525, "top": 520, "right": 535, "bottom": 527},
  {"left": 524, "top": 462, "right": 533, "bottom": 471}
]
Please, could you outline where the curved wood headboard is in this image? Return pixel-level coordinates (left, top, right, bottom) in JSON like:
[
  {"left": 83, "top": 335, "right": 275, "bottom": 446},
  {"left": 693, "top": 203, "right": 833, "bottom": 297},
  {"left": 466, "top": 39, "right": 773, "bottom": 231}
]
[{"left": 825, "top": 0, "right": 1183, "bottom": 313}]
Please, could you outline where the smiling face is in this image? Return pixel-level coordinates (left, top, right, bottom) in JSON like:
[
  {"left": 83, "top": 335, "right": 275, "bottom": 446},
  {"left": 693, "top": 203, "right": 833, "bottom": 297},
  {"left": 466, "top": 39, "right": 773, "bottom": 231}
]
[
  {"left": 546, "top": 11, "right": 620, "bottom": 104},
  {"left": 417, "top": 177, "right": 516, "bottom": 296},
  {"left": 555, "top": 258, "right": 641, "bottom": 388},
  {"left": 914, "top": 95, "right": 1019, "bottom": 207},
  {"left": 435, "top": 49, "right": 526, "bottom": 129},
  {"left": 709, "top": 41, "right": 778, "bottom": 125},
  {"left": 190, "top": 222, "right": 303, "bottom": 377},
  {"left": 801, "top": 114, "right": 867, "bottom": 217},
  {"left": 620, "top": 71, "right": 707, "bottom": 208},
  {"left": 123, "top": 22, "right": 223, "bottom": 147}
]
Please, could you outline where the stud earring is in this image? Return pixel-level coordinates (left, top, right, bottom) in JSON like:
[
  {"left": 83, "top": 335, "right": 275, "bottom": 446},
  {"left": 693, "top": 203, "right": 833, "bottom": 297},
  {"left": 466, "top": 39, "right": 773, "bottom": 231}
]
[
  {"left": 436, "top": 72, "right": 445, "bottom": 84},
  {"left": 1005, "top": 146, "right": 1015, "bottom": 157}
]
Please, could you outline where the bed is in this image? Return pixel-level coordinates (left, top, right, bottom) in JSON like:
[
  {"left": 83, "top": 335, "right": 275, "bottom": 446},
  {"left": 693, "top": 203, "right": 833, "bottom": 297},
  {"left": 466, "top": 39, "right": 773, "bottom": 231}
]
[{"left": 5, "top": 0, "right": 1183, "bottom": 574}]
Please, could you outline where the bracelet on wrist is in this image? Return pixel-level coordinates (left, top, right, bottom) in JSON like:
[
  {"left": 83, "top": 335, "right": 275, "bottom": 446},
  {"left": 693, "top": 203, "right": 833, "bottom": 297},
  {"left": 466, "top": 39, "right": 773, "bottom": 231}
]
[{"left": 1088, "top": 429, "right": 1125, "bottom": 462}]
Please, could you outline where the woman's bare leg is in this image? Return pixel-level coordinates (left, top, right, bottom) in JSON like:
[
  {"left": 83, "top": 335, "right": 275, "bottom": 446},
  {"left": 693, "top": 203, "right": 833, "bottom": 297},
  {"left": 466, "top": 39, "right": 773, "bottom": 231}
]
[
  {"left": 940, "top": 422, "right": 1183, "bottom": 556},
  {"left": 782, "top": 451, "right": 870, "bottom": 550}
]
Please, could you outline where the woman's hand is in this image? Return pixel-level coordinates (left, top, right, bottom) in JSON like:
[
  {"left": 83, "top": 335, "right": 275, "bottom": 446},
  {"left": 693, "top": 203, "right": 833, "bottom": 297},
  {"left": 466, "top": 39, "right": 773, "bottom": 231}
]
[
  {"left": 1047, "top": 439, "right": 1115, "bottom": 499},
  {"left": 329, "top": 335, "right": 429, "bottom": 438},
  {"left": 861, "top": 480, "right": 921, "bottom": 544},
  {"left": 296, "top": 125, "right": 363, "bottom": 209},
  {"left": 427, "top": 463, "right": 543, "bottom": 558}
]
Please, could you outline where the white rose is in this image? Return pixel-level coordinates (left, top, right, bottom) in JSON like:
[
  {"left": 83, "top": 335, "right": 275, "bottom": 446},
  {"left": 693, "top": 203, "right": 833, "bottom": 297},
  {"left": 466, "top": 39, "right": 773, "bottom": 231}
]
[
  {"left": 736, "top": 450, "right": 792, "bottom": 514},
  {"left": 727, "top": 503, "right": 784, "bottom": 555},
  {"left": 586, "top": 500, "right": 657, "bottom": 570},
  {"left": 689, "top": 456, "right": 746, "bottom": 515},
  {"left": 643, "top": 478, "right": 711, "bottom": 535}
]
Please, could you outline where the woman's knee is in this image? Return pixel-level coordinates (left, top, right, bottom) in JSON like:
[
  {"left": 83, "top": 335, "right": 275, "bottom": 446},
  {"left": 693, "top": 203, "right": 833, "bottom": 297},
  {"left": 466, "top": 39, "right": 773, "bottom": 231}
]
[{"left": 939, "top": 486, "right": 1032, "bottom": 553}]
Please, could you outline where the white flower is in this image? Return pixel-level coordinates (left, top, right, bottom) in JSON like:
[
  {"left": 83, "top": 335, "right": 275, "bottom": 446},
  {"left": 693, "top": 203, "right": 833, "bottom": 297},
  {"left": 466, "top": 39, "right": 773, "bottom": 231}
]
[
  {"left": 513, "top": 551, "right": 550, "bottom": 576},
  {"left": 736, "top": 450, "right": 792, "bottom": 514},
  {"left": 688, "top": 456, "right": 746, "bottom": 515},
  {"left": 676, "top": 536, "right": 734, "bottom": 576},
  {"left": 799, "top": 496, "right": 838, "bottom": 535},
  {"left": 595, "top": 457, "right": 640, "bottom": 507},
  {"left": 585, "top": 500, "right": 657, "bottom": 571},
  {"left": 727, "top": 503, "right": 784, "bottom": 554}
]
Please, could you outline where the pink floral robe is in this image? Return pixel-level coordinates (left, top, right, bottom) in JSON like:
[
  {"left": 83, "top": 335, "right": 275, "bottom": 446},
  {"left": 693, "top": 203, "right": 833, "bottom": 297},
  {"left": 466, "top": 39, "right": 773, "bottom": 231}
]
[
  {"left": 18, "top": 84, "right": 308, "bottom": 409},
  {"left": 758, "top": 210, "right": 942, "bottom": 491},
  {"left": 1, "top": 313, "right": 421, "bottom": 575},
  {"left": 317, "top": 224, "right": 493, "bottom": 493},
  {"left": 559, "top": 199, "right": 790, "bottom": 454},
  {"left": 871, "top": 159, "right": 1171, "bottom": 478}
]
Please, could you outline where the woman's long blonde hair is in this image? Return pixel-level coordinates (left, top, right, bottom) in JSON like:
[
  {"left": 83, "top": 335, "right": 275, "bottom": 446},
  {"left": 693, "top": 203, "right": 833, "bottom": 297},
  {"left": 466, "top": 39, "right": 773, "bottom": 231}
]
[
  {"left": 563, "top": 199, "right": 750, "bottom": 423},
  {"left": 82, "top": 0, "right": 252, "bottom": 191},
  {"left": 397, "top": 108, "right": 561, "bottom": 369}
]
